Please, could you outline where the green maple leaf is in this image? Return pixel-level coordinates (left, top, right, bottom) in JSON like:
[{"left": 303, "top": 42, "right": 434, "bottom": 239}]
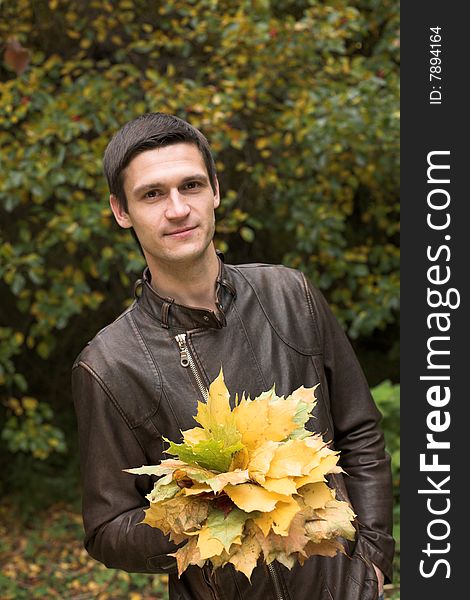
[
  {"left": 147, "top": 479, "right": 180, "bottom": 503},
  {"left": 167, "top": 437, "right": 243, "bottom": 473},
  {"left": 205, "top": 505, "right": 247, "bottom": 552}
]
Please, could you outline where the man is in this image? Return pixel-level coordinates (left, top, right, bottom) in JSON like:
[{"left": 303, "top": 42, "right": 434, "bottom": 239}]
[{"left": 72, "top": 112, "right": 394, "bottom": 600}]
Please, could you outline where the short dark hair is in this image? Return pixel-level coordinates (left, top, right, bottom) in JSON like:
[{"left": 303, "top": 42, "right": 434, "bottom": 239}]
[{"left": 103, "top": 112, "right": 218, "bottom": 211}]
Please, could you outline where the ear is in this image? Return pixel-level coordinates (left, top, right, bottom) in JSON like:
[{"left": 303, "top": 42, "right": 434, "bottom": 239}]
[
  {"left": 109, "top": 194, "right": 133, "bottom": 229},
  {"left": 213, "top": 179, "right": 221, "bottom": 209}
]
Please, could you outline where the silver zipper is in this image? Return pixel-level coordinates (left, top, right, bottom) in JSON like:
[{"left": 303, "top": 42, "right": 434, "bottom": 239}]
[
  {"left": 175, "top": 333, "right": 208, "bottom": 401},
  {"left": 268, "top": 561, "right": 286, "bottom": 600}
]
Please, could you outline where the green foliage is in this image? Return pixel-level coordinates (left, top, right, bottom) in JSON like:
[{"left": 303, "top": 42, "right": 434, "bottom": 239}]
[
  {"left": 167, "top": 437, "right": 243, "bottom": 473},
  {"left": 0, "top": 0, "right": 399, "bottom": 461},
  {"left": 1, "top": 395, "right": 66, "bottom": 459},
  {"left": 0, "top": 328, "right": 26, "bottom": 389}
]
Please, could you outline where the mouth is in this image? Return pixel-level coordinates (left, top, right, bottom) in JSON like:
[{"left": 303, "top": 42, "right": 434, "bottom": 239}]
[{"left": 164, "top": 225, "right": 198, "bottom": 238}]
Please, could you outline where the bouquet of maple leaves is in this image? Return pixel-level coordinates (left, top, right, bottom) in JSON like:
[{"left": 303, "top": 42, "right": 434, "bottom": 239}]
[{"left": 126, "top": 370, "right": 356, "bottom": 579}]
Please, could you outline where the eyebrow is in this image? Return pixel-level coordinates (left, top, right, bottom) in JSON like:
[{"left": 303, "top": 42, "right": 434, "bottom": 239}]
[{"left": 133, "top": 174, "right": 209, "bottom": 196}]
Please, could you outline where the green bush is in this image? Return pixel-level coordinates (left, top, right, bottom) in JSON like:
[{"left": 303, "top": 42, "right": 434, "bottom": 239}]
[{"left": 0, "top": 1, "right": 399, "bottom": 465}]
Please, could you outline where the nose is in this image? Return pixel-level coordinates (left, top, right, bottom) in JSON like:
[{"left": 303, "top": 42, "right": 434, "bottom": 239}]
[{"left": 165, "top": 188, "right": 191, "bottom": 220}]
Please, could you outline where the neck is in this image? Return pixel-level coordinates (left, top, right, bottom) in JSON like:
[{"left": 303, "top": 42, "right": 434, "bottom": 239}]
[{"left": 147, "top": 247, "right": 220, "bottom": 311}]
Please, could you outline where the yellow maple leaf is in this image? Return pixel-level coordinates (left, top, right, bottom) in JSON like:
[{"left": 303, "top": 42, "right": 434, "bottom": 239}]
[
  {"left": 253, "top": 496, "right": 301, "bottom": 537},
  {"left": 288, "top": 384, "right": 318, "bottom": 408},
  {"left": 305, "top": 501, "right": 356, "bottom": 543},
  {"left": 229, "top": 446, "right": 250, "bottom": 470},
  {"left": 267, "top": 439, "right": 320, "bottom": 479},
  {"left": 142, "top": 502, "right": 167, "bottom": 530},
  {"left": 264, "top": 394, "right": 302, "bottom": 442},
  {"left": 298, "top": 539, "right": 345, "bottom": 564},
  {"left": 261, "top": 476, "right": 298, "bottom": 496},
  {"left": 206, "top": 469, "right": 250, "bottom": 493},
  {"left": 298, "top": 482, "right": 335, "bottom": 509},
  {"left": 194, "top": 368, "right": 234, "bottom": 433},
  {"left": 233, "top": 393, "right": 270, "bottom": 450},
  {"left": 172, "top": 536, "right": 203, "bottom": 576},
  {"left": 209, "top": 549, "right": 231, "bottom": 572},
  {"left": 196, "top": 525, "right": 225, "bottom": 560},
  {"left": 247, "top": 440, "right": 279, "bottom": 484},
  {"left": 294, "top": 453, "right": 343, "bottom": 488},
  {"left": 226, "top": 528, "right": 263, "bottom": 580},
  {"left": 303, "top": 433, "right": 329, "bottom": 453},
  {"left": 233, "top": 387, "right": 313, "bottom": 451},
  {"left": 224, "top": 483, "right": 289, "bottom": 513},
  {"left": 182, "top": 483, "right": 212, "bottom": 496},
  {"left": 182, "top": 427, "right": 208, "bottom": 445},
  {"left": 254, "top": 510, "right": 310, "bottom": 557},
  {"left": 273, "top": 551, "right": 296, "bottom": 570}
]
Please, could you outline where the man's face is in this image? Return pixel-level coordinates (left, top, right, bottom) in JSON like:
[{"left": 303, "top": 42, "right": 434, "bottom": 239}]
[{"left": 110, "top": 143, "right": 220, "bottom": 271}]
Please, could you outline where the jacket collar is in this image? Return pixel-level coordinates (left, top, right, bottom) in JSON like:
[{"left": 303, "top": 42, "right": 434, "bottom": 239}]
[{"left": 134, "top": 252, "right": 236, "bottom": 330}]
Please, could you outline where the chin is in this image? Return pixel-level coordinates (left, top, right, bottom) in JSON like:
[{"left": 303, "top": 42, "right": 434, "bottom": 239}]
[{"left": 163, "top": 243, "right": 211, "bottom": 264}]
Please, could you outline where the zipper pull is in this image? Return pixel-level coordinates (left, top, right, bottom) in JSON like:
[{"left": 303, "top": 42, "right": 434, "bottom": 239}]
[{"left": 175, "top": 333, "right": 190, "bottom": 367}]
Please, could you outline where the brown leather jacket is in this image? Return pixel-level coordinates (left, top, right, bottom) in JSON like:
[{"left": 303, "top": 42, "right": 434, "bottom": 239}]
[{"left": 72, "top": 258, "right": 394, "bottom": 600}]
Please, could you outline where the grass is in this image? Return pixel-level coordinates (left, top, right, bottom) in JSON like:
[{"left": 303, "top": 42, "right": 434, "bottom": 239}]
[{"left": 0, "top": 500, "right": 169, "bottom": 600}]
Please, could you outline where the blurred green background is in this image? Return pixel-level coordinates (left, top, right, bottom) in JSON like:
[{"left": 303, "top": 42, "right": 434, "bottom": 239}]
[{"left": 0, "top": 1, "right": 399, "bottom": 598}]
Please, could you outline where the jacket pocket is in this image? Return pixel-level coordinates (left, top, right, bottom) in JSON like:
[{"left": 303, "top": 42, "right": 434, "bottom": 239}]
[
  {"left": 319, "top": 542, "right": 379, "bottom": 600},
  {"left": 146, "top": 553, "right": 177, "bottom": 573},
  {"left": 345, "top": 552, "right": 379, "bottom": 600}
]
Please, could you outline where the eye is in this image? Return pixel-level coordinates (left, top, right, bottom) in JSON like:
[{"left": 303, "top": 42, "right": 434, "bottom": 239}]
[
  {"left": 144, "top": 189, "right": 162, "bottom": 199},
  {"left": 183, "top": 181, "right": 202, "bottom": 191}
]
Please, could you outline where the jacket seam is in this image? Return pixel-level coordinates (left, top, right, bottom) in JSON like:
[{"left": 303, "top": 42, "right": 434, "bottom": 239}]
[
  {"left": 232, "top": 266, "right": 322, "bottom": 356},
  {"left": 128, "top": 311, "right": 163, "bottom": 419},
  {"left": 300, "top": 272, "right": 322, "bottom": 347},
  {"left": 318, "top": 563, "right": 334, "bottom": 600},
  {"left": 232, "top": 302, "right": 269, "bottom": 390},
  {"left": 309, "top": 356, "right": 336, "bottom": 441},
  {"left": 72, "top": 305, "right": 136, "bottom": 371},
  {"left": 91, "top": 303, "right": 137, "bottom": 342},
  {"left": 135, "top": 300, "right": 163, "bottom": 325},
  {"left": 74, "top": 360, "right": 161, "bottom": 454},
  {"left": 75, "top": 361, "right": 131, "bottom": 425}
]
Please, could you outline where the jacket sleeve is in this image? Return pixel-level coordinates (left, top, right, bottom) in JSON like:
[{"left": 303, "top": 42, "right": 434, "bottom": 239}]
[
  {"left": 72, "top": 361, "right": 178, "bottom": 574},
  {"left": 304, "top": 276, "right": 395, "bottom": 583}
]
